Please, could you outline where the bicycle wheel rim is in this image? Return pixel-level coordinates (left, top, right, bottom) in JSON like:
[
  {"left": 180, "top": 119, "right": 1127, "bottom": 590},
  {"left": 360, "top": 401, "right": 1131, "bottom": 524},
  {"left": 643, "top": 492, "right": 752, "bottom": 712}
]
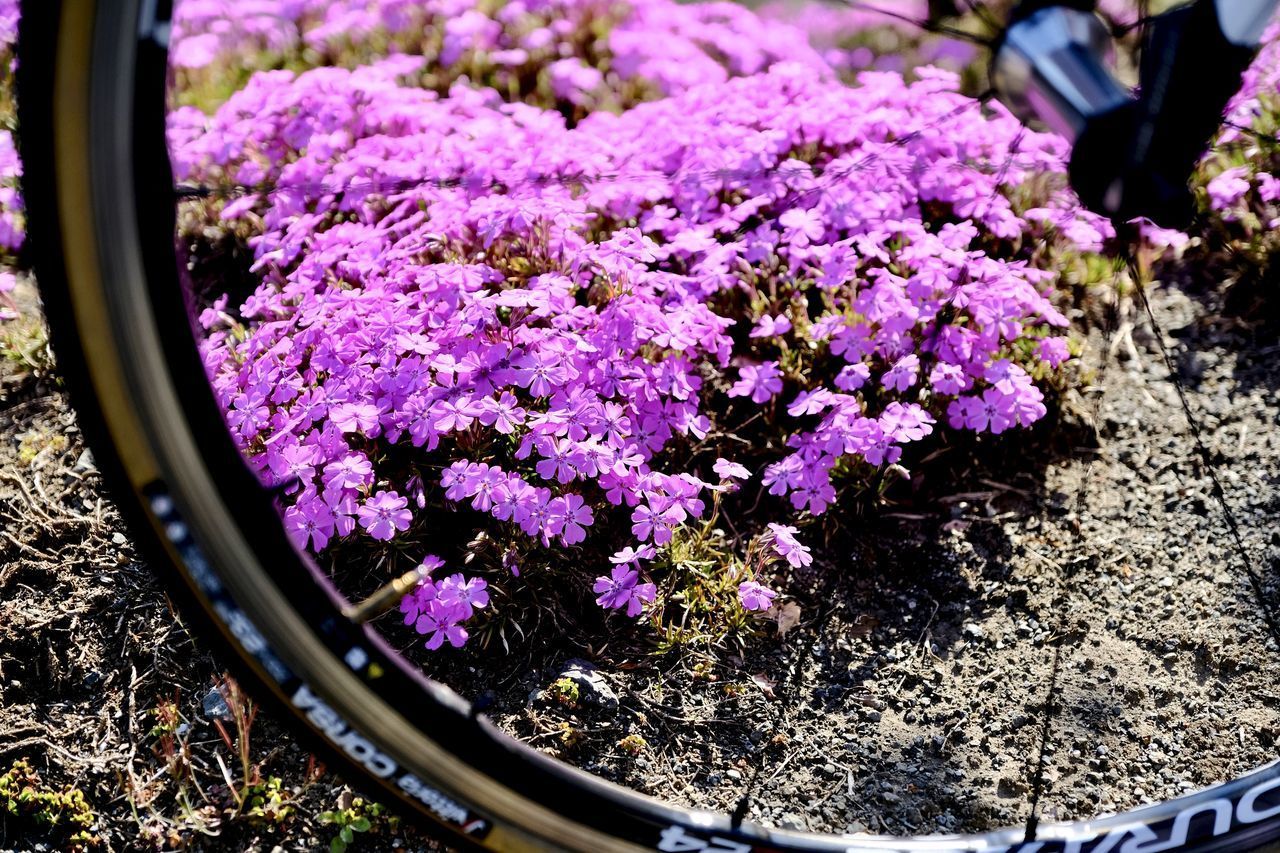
[{"left": 17, "top": 1, "right": 1280, "bottom": 851}]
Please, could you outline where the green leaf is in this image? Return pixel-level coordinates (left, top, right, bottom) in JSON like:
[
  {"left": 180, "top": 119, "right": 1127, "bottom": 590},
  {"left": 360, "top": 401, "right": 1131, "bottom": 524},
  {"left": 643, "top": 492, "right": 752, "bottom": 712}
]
[
  {"left": 350, "top": 816, "right": 371, "bottom": 833},
  {"left": 329, "top": 836, "right": 347, "bottom": 853},
  {"left": 318, "top": 810, "right": 339, "bottom": 824},
  {"left": 340, "top": 826, "right": 354, "bottom": 844}
]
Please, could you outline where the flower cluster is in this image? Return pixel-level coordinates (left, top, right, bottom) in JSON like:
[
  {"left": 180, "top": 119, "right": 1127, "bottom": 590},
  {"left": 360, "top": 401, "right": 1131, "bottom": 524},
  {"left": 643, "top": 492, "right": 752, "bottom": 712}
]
[
  {"left": 1172, "top": 19, "right": 1280, "bottom": 310},
  {"left": 1202, "top": 22, "right": 1280, "bottom": 217},
  {"left": 168, "top": 0, "right": 1136, "bottom": 651},
  {"left": 170, "top": 0, "right": 827, "bottom": 115},
  {"left": 0, "top": 0, "right": 21, "bottom": 257},
  {"left": 595, "top": 546, "right": 658, "bottom": 616},
  {"left": 0, "top": 128, "right": 22, "bottom": 255},
  {"left": 754, "top": 0, "right": 981, "bottom": 81},
  {"left": 398, "top": 556, "right": 490, "bottom": 649}
]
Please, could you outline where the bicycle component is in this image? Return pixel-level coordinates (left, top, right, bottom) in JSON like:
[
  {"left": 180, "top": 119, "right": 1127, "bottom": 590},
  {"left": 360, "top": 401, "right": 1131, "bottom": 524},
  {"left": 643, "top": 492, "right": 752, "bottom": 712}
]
[
  {"left": 996, "top": 0, "right": 1280, "bottom": 226},
  {"left": 992, "top": 5, "right": 1130, "bottom": 139}
]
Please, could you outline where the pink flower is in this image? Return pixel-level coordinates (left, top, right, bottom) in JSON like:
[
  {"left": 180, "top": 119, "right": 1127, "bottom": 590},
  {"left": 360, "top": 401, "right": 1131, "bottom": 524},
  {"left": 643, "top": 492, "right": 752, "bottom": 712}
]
[
  {"left": 323, "top": 454, "right": 373, "bottom": 491},
  {"left": 415, "top": 604, "right": 469, "bottom": 650},
  {"left": 324, "top": 489, "right": 359, "bottom": 538},
  {"left": 779, "top": 207, "right": 824, "bottom": 247},
  {"left": 835, "top": 363, "right": 871, "bottom": 391},
  {"left": 548, "top": 493, "right": 594, "bottom": 545},
  {"left": 437, "top": 574, "right": 490, "bottom": 618},
  {"left": 284, "top": 497, "right": 336, "bottom": 551},
  {"left": 631, "top": 503, "right": 681, "bottom": 545},
  {"left": 787, "top": 389, "right": 834, "bottom": 418},
  {"left": 1036, "top": 338, "right": 1071, "bottom": 368},
  {"left": 478, "top": 392, "right": 526, "bottom": 434},
  {"left": 330, "top": 403, "right": 382, "bottom": 436},
  {"left": 738, "top": 580, "right": 777, "bottom": 612},
  {"left": 1207, "top": 166, "right": 1251, "bottom": 212},
  {"left": 535, "top": 438, "right": 582, "bottom": 484},
  {"left": 766, "top": 523, "right": 813, "bottom": 568},
  {"left": 728, "top": 361, "right": 784, "bottom": 404},
  {"left": 399, "top": 581, "right": 438, "bottom": 626},
  {"left": 610, "top": 545, "right": 656, "bottom": 564},
  {"left": 434, "top": 397, "right": 482, "bottom": 433},
  {"left": 929, "top": 362, "right": 968, "bottom": 395},
  {"left": 881, "top": 354, "right": 919, "bottom": 392},
  {"left": 712, "top": 458, "right": 751, "bottom": 481},
  {"left": 750, "top": 314, "right": 792, "bottom": 338},
  {"left": 357, "top": 490, "right": 412, "bottom": 541},
  {"left": 593, "top": 566, "right": 657, "bottom": 617}
]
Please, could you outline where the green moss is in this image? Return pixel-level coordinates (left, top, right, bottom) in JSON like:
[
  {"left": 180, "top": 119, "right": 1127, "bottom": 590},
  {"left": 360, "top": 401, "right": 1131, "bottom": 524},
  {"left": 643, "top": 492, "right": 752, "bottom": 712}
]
[
  {"left": 547, "top": 676, "right": 582, "bottom": 708},
  {"left": 0, "top": 760, "right": 100, "bottom": 851},
  {"left": 617, "top": 734, "right": 648, "bottom": 755},
  {"left": 318, "top": 796, "right": 395, "bottom": 853}
]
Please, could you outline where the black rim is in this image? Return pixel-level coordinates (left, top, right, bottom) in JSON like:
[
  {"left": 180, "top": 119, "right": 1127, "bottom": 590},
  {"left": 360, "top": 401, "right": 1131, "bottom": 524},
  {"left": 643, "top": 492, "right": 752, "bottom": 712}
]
[{"left": 17, "top": 1, "right": 1280, "bottom": 850}]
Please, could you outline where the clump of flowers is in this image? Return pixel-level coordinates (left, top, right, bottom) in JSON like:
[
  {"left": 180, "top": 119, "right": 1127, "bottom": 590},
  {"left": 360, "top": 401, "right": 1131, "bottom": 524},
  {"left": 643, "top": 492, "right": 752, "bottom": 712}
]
[
  {"left": 398, "top": 556, "right": 490, "bottom": 650},
  {"left": 0, "top": 130, "right": 20, "bottom": 256},
  {"left": 168, "top": 0, "right": 1139, "bottom": 653},
  {"left": 1177, "top": 20, "right": 1280, "bottom": 316},
  {"left": 755, "top": 0, "right": 983, "bottom": 86},
  {"left": 170, "top": 0, "right": 827, "bottom": 115},
  {"left": 0, "top": 0, "right": 22, "bottom": 258}
]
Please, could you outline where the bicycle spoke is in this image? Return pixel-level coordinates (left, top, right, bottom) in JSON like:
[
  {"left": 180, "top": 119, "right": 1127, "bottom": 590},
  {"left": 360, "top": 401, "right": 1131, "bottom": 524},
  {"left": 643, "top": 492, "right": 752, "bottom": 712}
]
[
  {"left": 1128, "top": 252, "right": 1280, "bottom": 649},
  {"left": 1222, "top": 120, "right": 1280, "bottom": 147},
  {"left": 829, "top": 0, "right": 996, "bottom": 45},
  {"left": 956, "top": 0, "right": 1001, "bottom": 31}
]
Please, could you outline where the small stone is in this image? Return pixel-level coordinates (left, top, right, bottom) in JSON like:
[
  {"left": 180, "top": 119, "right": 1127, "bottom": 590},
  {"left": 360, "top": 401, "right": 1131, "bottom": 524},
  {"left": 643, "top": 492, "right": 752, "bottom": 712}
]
[
  {"left": 202, "top": 688, "right": 232, "bottom": 721},
  {"left": 726, "top": 769, "right": 743, "bottom": 781},
  {"left": 74, "top": 449, "right": 97, "bottom": 473},
  {"left": 554, "top": 659, "right": 618, "bottom": 710}
]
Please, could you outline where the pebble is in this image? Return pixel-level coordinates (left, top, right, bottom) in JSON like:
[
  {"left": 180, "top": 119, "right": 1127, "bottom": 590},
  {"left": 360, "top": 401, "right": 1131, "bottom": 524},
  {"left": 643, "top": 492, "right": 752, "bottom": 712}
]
[
  {"left": 202, "top": 688, "right": 232, "bottom": 721},
  {"left": 552, "top": 659, "right": 618, "bottom": 710}
]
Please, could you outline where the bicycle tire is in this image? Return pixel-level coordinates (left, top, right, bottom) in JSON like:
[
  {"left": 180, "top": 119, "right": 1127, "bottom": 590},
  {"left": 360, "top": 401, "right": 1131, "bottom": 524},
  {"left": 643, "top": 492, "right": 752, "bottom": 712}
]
[{"left": 16, "top": 1, "right": 1280, "bottom": 851}]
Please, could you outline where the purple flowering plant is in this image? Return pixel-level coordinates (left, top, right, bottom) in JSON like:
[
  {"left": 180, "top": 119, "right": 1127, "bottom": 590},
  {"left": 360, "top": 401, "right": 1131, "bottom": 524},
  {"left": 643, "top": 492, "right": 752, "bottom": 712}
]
[
  {"left": 1174, "top": 20, "right": 1280, "bottom": 316},
  {"left": 0, "top": 1, "right": 22, "bottom": 259},
  {"left": 165, "top": 0, "right": 1276, "bottom": 657},
  {"left": 169, "top": 0, "right": 827, "bottom": 117}
]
